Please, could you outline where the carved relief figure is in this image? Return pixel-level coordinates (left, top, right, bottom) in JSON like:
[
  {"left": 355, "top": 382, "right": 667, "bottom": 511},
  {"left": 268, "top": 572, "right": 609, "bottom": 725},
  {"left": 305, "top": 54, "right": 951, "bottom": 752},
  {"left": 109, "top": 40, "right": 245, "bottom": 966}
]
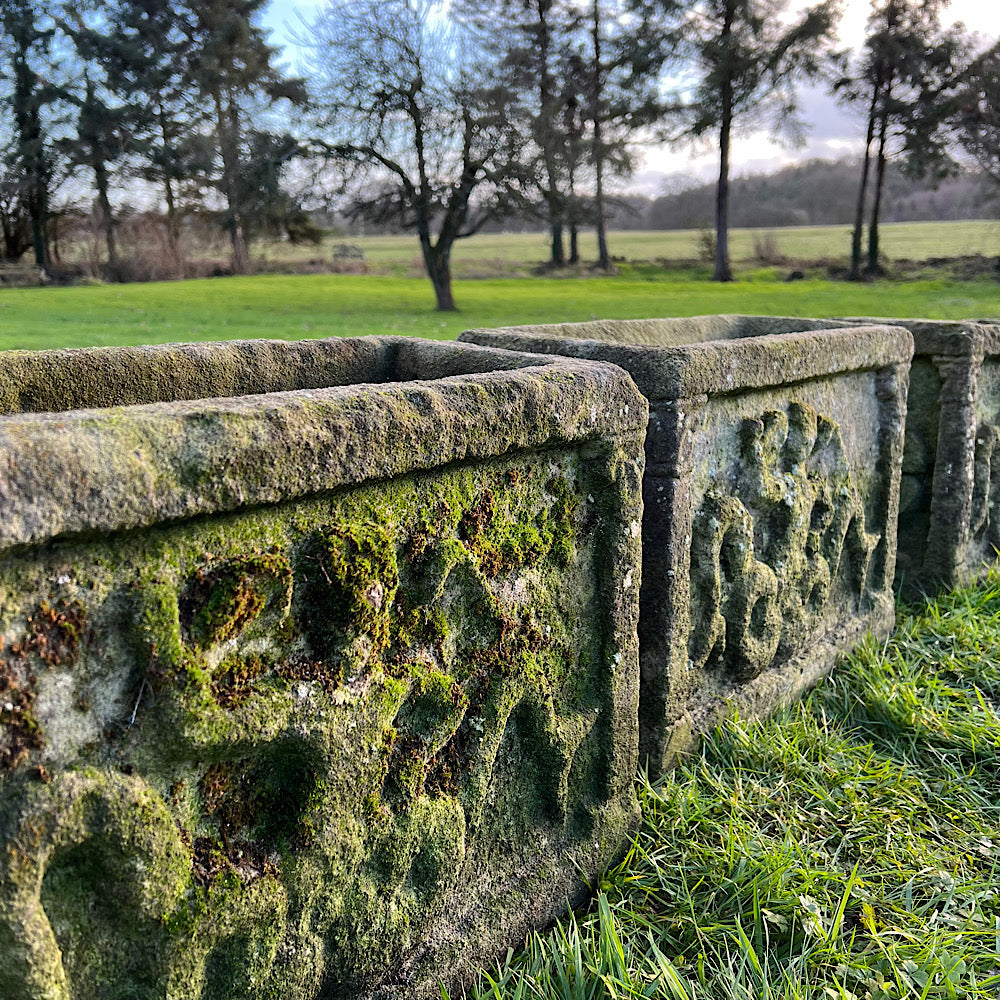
[
  {"left": 969, "top": 423, "right": 1000, "bottom": 557},
  {"left": 0, "top": 456, "right": 621, "bottom": 1000},
  {"left": 689, "top": 402, "right": 880, "bottom": 681}
]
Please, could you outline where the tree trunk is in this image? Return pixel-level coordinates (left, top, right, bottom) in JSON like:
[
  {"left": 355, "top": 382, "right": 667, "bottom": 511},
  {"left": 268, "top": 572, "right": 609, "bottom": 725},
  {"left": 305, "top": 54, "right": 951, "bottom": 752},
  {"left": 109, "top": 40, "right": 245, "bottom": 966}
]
[
  {"left": 158, "top": 104, "right": 183, "bottom": 269},
  {"left": 714, "top": 135, "right": 733, "bottom": 282},
  {"left": 27, "top": 203, "right": 48, "bottom": 268},
  {"left": 714, "top": 4, "right": 735, "bottom": 282},
  {"left": 592, "top": 0, "right": 610, "bottom": 271},
  {"left": 867, "top": 109, "right": 890, "bottom": 274},
  {"left": 850, "top": 84, "right": 880, "bottom": 281},
  {"left": 94, "top": 158, "right": 117, "bottom": 265},
  {"left": 420, "top": 234, "right": 456, "bottom": 311},
  {"left": 537, "top": 0, "right": 565, "bottom": 267},
  {"left": 49, "top": 215, "right": 60, "bottom": 264},
  {"left": 549, "top": 220, "right": 565, "bottom": 266},
  {"left": 594, "top": 149, "right": 610, "bottom": 270},
  {"left": 430, "top": 266, "right": 455, "bottom": 310},
  {"left": 163, "top": 176, "right": 182, "bottom": 270},
  {"left": 213, "top": 87, "right": 250, "bottom": 275},
  {"left": 567, "top": 155, "right": 579, "bottom": 265}
]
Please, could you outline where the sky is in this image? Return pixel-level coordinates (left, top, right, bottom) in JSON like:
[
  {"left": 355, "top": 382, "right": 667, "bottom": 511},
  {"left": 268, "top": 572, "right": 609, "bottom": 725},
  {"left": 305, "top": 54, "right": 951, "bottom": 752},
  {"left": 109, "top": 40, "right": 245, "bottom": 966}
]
[
  {"left": 635, "top": 0, "right": 1000, "bottom": 192},
  {"left": 261, "top": 0, "right": 1000, "bottom": 195}
]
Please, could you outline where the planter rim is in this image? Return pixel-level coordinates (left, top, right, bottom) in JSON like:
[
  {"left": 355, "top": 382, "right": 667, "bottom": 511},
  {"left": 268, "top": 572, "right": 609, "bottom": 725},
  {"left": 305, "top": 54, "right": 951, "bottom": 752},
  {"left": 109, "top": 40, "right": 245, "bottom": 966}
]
[
  {"left": 833, "top": 316, "right": 1000, "bottom": 359},
  {"left": 0, "top": 335, "right": 647, "bottom": 550},
  {"left": 460, "top": 322, "right": 914, "bottom": 400}
]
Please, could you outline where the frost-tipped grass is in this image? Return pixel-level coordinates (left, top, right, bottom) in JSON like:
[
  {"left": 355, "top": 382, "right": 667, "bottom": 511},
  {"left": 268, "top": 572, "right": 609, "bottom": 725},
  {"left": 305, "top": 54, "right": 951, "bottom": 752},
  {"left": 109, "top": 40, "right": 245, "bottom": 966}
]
[{"left": 448, "top": 571, "right": 1000, "bottom": 999}]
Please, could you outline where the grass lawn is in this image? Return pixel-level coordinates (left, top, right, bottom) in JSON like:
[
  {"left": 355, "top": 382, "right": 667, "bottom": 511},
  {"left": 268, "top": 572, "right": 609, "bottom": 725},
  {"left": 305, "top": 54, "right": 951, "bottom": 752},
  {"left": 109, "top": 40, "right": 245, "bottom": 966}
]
[
  {"left": 338, "top": 220, "right": 1000, "bottom": 277},
  {"left": 454, "top": 576, "right": 1000, "bottom": 999},
  {"left": 1, "top": 272, "right": 998, "bottom": 352}
]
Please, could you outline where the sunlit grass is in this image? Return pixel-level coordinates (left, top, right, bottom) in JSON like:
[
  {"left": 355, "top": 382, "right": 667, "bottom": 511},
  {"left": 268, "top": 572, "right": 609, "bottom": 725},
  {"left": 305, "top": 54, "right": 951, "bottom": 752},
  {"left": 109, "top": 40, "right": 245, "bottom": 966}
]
[
  {"left": 452, "top": 574, "right": 1000, "bottom": 999},
  {"left": 1, "top": 272, "right": 997, "bottom": 352},
  {"left": 261, "top": 220, "right": 1000, "bottom": 275}
]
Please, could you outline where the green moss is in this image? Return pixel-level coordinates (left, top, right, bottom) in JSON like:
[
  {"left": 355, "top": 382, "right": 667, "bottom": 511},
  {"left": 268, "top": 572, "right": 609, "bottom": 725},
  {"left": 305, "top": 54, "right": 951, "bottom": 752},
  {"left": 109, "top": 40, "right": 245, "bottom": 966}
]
[
  {"left": 181, "top": 553, "right": 292, "bottom": 650},
  {"left": 301, "top": 522, "right": 399, "bottom": 658},
  {"left": 210, "top": 652, "right": 272, "bottom": 708},
  {"left": 0, "top": 444, "right": 627, "bottom": 1000},
  {"left": 389, "top": 600, "right": 450, "bottom": 668},
  {"left": 464, "top": 474, "right": 579, "bottom": 576},
  {"left": 197, "top": 741, "right": 325, "bottom": 856},
  {"left": 131, "top": 575, "right": 186, "bottom": 689},
  {"left": 398, "top": 667, "right": 468, "bottom": 748}
]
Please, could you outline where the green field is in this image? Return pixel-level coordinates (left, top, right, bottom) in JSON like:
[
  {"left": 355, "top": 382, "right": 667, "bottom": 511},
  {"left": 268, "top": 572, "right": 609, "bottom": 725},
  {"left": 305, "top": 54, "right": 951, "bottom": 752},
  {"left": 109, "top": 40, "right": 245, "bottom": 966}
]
[
  {"left": 336, "top": 219, "right": 1000, "bottom": 277},
  {"left": 0, "top": 219, "right": 997, "bottom": 351},
  {"left": 1, "top": 271, "right": 998, "bottom": 352}
]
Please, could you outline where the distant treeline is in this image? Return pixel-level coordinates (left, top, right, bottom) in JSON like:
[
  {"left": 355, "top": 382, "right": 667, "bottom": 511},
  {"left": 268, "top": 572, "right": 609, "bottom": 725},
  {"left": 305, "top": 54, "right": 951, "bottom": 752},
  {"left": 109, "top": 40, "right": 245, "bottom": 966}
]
[{"left": 598, "top": 159, "right": 998, "bottom": 232}]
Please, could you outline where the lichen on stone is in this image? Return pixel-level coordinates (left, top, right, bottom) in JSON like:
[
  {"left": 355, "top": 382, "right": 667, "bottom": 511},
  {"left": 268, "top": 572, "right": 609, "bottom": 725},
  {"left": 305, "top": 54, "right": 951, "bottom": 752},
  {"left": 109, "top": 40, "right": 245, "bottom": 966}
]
[{"left": 0, "top": 445, "right": 640, "bottom": 1000}]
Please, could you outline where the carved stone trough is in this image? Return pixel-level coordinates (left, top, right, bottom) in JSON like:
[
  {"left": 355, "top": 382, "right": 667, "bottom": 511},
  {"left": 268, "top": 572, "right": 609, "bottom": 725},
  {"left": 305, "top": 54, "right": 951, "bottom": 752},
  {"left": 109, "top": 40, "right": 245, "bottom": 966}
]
[
  {"left": 831, "top": 318, "right": 1000, "bottom": 591},
  {"left": 461, "top": 318, "right": 912, "bottom": 771},
  {"left": 572, "top": 314, "right": 1000, "bottom": 591},
  {"left": 0, "top": 336, "right": 646, "bottom": 1000}
]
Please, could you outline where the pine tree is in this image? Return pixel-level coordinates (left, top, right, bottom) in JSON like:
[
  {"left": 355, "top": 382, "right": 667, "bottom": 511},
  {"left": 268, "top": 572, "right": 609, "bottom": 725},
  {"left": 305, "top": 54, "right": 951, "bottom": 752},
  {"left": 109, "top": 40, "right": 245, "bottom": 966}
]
[
  {"left": 176, "top": 0, "right": 306, "bottom": 274},
  {"left": 958, "top": 43, "right": 1000, "bottom": 187},
  {"left": 85, "top": 0, "right": 205, "bottom": 267},
  {"left": 639, "top": 0, "right": 839, "bottom": 282},
  {"left": 0, "top": 0, "right": 56, "bottom": 266},
  {"left": 837, "top": 0, "right": 970, "bottom": 278}
]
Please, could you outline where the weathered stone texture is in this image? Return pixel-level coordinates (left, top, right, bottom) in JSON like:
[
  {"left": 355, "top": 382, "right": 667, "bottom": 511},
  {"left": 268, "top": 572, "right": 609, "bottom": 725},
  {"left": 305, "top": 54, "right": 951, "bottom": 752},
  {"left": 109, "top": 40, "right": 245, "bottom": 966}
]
[
  {"left": 461, "top": 319, "right": 911, "bottom": 772},
  {"left": 500, "top": 313, "right": 1000, "bottom": 590},
  {"left": 830, "top": 318, "right": 1000, "bottom": 590},
  {"left": 0, "top": 337, "right": 647, "bottom": 1000}
]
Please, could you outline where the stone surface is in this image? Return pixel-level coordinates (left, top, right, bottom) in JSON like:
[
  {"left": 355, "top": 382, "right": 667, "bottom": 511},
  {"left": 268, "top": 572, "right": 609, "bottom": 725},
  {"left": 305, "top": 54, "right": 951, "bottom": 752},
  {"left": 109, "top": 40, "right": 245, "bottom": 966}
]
[
  {"left": 561, "top": 312, "right": 1000, "bottom": 590},
  {"left": 0, "top": 336, "right": 647, "bottom": 1000},
  {"left": 461, "top": 318, "right": 911, "bottom": 772},
  {"left": 832, "top": 318, "right": 1000, "bottom": 591}
]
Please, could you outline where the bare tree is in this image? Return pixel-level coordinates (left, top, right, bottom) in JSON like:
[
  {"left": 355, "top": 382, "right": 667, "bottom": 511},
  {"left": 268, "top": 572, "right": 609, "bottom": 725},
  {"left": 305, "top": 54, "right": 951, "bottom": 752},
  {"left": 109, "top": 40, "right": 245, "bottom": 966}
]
[{"left": 309, "top": 0, "right": 524, "bottom": 311}]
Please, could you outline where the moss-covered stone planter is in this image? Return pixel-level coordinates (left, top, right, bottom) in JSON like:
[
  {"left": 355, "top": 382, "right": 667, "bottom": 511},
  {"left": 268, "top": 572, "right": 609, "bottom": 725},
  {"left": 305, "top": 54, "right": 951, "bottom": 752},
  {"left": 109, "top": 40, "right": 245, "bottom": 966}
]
[
  {"left": 625, "top": 315, "right": 1000, "bottom": 590},
  {"left": 0, "top": 336, "right": 646, "bottom": 1000},
  {"left": 461, "top": 318, "right": 911, "bottom": 772}
]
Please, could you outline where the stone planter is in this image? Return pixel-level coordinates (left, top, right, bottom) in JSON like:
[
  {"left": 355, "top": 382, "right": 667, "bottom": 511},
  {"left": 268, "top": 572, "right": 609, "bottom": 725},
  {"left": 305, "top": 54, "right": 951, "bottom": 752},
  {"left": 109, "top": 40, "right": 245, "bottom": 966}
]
[
  {"left": 461, "top": 319, "right": 911, "bottom": 771},
  {"left": 831, "top": 318, "right": 1000, "bottom": 591},
  {"left": 0, "top": 336, "right": 646, "bottom": 1000},
  {"left": 476, "top": 313, "right": 1000, "bottom": 591}
]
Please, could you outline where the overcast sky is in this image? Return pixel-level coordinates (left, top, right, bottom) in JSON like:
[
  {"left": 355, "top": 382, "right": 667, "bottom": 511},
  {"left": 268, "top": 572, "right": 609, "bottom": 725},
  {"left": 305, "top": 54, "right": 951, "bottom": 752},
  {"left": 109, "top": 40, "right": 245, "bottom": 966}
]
[{"left": 261, "top": 0, "right": 1000, "bottom": 194}]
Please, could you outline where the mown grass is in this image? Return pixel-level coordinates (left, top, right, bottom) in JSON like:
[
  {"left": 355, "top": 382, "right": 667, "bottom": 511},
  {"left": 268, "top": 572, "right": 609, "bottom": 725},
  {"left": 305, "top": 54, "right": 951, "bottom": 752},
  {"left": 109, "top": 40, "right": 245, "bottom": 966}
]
[
  {"left": 452, "top": 575, "right": 1000, "bottom": 999},
  {"left": 266, "top": 220, "right": 1000, "bottom": 277},
  {"left": 1, "top": 272, "right": 998, "bottom": 352}
]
